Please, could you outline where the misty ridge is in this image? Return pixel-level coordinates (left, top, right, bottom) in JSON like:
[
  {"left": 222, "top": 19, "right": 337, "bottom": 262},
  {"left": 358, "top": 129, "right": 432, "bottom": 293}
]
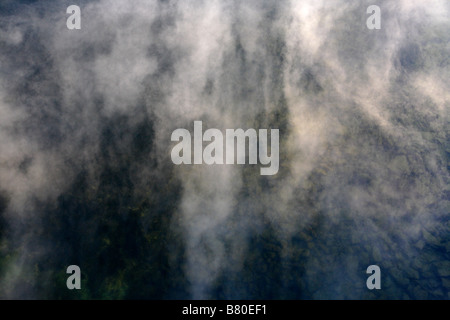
[{"left": 0, "top": 0, "right": 449, "bottom": 299}]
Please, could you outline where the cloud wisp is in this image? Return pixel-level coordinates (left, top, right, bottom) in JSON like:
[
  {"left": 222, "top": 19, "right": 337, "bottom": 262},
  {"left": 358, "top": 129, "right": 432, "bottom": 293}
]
[{"left": 0, "top": 0, "right": 448, "bottom": 299}]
